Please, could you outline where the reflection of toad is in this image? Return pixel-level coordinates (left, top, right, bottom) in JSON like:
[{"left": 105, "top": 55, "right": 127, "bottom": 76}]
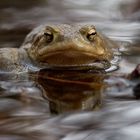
[
  {"left": 0, "top": 24, "right": 116, "bottom": 72},
  {"left": 38, "top": 70, "right": 105, "bottom": 114}
]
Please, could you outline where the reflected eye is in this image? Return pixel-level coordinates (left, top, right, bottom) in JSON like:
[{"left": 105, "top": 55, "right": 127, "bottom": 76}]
[
  {"left": 44, "top": 31, "right": 53, "bottom": 43},
  {"left": 87, "top": 29, "right": 97, "bottom": 41}
]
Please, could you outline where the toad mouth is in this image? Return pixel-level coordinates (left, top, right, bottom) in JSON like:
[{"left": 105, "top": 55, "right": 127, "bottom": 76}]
[
  {"left": 40, "top": 61, "right": 110, "bottom": 70},
  {"left": 36, "top": 51, "right": 111, "bottom": 70}
]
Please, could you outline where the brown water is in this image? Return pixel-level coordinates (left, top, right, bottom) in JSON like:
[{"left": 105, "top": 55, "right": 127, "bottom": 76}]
[{"left": 0, "top": 0, "right": 140, "bottom": 139}]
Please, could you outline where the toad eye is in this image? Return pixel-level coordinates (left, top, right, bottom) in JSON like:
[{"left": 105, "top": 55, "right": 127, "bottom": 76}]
[
  {"left": 44, "top": 31, "right": 53, "bottom": 43},
  {"left": 87, "top": 29, "right": 97, "bottom": 41}
]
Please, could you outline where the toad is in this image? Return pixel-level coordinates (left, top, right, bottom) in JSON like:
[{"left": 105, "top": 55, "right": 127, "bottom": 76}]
[{"left": 0, "top": 24, "right": 118, "bottom": 72}]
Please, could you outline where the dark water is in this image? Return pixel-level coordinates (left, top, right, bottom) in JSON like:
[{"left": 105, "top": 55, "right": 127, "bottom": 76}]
[{"left": 0, "top": 0, "right": 140, "bottom": 139}]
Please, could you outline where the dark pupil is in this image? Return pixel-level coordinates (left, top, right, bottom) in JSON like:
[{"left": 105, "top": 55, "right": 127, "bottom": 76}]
[
  {"left": 44, "top": 32, "right": 53, "bottom": 43},
  {"left": 87, "top": 32, "right": 96, "bottom": 39}
]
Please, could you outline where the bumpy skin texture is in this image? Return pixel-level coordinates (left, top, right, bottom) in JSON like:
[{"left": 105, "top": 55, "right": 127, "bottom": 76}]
[
  {"left": 0, "top": 24, "right": 117, "bottom": 72},
  {"left": 0, "top": 48, "right": 24, "bottom": 72}
]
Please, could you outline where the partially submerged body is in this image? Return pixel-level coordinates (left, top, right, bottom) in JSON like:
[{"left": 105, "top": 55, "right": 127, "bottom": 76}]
[
  {"left": 0, "top": 24, "right": 118, "bottom": 72},
  {"left": 2, "top": 24, "right": 139, "bottom": 113}
]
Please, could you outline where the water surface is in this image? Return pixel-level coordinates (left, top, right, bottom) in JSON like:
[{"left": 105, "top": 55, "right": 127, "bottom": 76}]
[{"left": 0, "top": 0, "right": 140, "bottom": 139}]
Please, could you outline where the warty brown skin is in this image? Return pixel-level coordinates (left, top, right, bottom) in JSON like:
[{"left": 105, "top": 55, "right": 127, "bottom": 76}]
[{"left": 0, "top": 24, "right": 117, "bottom": 72}]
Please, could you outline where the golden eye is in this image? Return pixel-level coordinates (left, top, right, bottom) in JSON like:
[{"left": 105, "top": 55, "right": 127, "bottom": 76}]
[
  {"left": 87, "top": 29, "right": 97, "bottom": 41},
  {"left": 44, "top": 31, "right": 53, "bottom": 43}
]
